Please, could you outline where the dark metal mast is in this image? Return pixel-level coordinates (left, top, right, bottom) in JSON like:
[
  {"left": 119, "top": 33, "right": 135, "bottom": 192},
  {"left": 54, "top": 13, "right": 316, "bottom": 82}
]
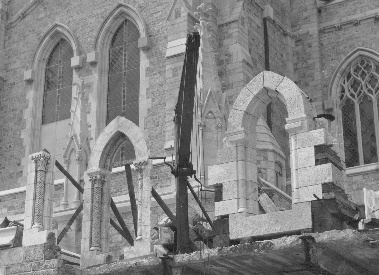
[{"left": 174, "top": 33, "right": 200, "bottom": 253}]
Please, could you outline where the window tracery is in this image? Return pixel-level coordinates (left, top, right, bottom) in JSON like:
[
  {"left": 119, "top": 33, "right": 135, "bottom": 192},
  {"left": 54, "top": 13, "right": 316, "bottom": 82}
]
[{"left": 339, "top": 57, "right": 379, "bottom": 167}]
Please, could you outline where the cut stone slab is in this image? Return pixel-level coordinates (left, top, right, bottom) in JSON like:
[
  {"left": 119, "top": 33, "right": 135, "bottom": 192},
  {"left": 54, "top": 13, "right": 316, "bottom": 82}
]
[{"left": 229, "top": 202, "right": 312, "bottom": 240}]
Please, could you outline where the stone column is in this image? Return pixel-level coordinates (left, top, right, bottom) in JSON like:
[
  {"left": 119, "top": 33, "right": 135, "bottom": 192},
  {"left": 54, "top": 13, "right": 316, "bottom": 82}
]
[
  {"left": 73, "top": 150, "right": 83, "bottom": 207},
  {"left": 23, "top": 149, "right": 56, "bottom": 246},
  {"left": 81, "top": 168, "right": 110, "bottom": 268},
  {"left": 88, "top": 172, "right": 106, "bottom": 251},
  {"left": 124, "top": 159, "right": 152, "bottom": 259},
  {"left": 31, "top": 150, "right": 51, "bottom": 230},
  {"left": 60, "top": 158, "right": 70, "bottom": 209},
  {"left": 134, "top": 160, "right": 146, "bottom": 240}
]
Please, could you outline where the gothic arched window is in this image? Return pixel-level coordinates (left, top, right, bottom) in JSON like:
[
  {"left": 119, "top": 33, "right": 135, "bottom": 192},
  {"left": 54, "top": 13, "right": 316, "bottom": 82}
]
[
  {"left": 339, "top": 57, "right": 379, "bottom": 167},
  {"left": 107, "top": 20, "right": 140, "bottom": 166},
  {"left": 42, "top": 39, "right": 73, "bottom": 124}
]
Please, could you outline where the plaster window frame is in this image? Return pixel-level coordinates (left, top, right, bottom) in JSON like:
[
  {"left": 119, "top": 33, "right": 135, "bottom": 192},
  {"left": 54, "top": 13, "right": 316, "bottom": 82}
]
[
  {"left": 328, "top": 48, "right": 379, "bottom": 170},
  {"left": 21, "top": 23, "right": 81, "bottom": 186}
]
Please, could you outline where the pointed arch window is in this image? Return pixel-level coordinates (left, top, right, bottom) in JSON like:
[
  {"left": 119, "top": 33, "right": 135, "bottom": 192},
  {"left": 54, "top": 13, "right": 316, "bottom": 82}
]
[
  {"left": 339, "top": 57, "right": 379, "bottom": 167},
  {"left": 42, "top": 39, "right": 73, "bottom": 124},
  {"left": 107, "top": 20, "right": 140, "bottom": 166}
]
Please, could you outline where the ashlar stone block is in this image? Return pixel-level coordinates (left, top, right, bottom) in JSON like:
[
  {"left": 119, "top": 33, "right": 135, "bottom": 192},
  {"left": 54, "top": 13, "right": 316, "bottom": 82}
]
[
  {"left": 215, "top": 199, "right": 238, "bottom": 216},
  {"left": 296, "top": 128, "right": 327, "bottom": 149},
  {"left": 263, "top": 71, "right": 283, "bottom": 91},
  {"left": 222, "top": 181, "right": 238, "bottom": 200},
  {"left": 229, "top": 202, "right": 312, "bottom": 239},
  {"left": 86, "top": 51, "right": 98, "bottom": 64},
  {"left": 296, "top": 146, "right": 315, "bottom": 169},
  {"left": 71, "top": 56, "right": 82, "bottom": 69},
  {"left": 297, "top": 163, "right": 343, "bottom": 189},
  {"left": 208, "top": 162, "right": 237, "bottom": 186}
]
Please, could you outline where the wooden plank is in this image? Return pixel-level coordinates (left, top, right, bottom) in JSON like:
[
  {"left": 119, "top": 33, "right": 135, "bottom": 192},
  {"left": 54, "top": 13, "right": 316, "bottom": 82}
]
[
  {"left": 110, "top": 198, "right": 134, "bottom": 245},
  {"left": 57, "top": 202, "right": 83, "bottom": 245},
  {"left": 125, "top": 164, "right": 138, "bottom": 237},
  {"left": 186, "top": 180, "right": 214, "bottom": 229},
  {"left": 151, "top": 187, "right": 177, "bottom": 227},
  {"left": 55, "top": 160, "right": 84, "bottom": 194},
  {"left": 110, "top": 218, "right": 133, "bottom": 246}
]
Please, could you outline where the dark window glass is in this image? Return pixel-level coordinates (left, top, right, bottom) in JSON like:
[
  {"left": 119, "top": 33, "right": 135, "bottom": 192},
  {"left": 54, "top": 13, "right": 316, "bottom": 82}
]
[
  {"left": 42, "top": 39, "right": 73, "bottom": 124},
  {"left": 342, "top": 97, "right": 359, "bottom": 167},
  {"left": 107, "top": 20, "right": 140, "bottom": 167}
]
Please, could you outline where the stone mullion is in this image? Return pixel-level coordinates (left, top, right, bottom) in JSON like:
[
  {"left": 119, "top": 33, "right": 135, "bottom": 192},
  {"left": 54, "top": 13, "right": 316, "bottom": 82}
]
[
  {"left": 372, "top": 96, "right": 379, "bottom": 161},
  {"left": 32, "top": 152, "right": 50, "bottom": 230},
  {"left": 355, "top": 102, "right": 364, "bottom": 165}
]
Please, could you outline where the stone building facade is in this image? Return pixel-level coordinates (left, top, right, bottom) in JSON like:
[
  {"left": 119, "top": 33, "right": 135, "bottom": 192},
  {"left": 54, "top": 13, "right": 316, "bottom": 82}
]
[{"left": 0, "top": 0, "right": 378, "bottom": 274}]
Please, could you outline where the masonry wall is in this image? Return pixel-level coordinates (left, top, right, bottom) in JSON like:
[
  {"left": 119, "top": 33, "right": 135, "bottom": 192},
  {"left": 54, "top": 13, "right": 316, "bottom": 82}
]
[
  {"left": 290, "top": 0, "right": 379, "bottom": 204},
  {"left": 0, "top": 0, "right": 173, "bottom": 192}
]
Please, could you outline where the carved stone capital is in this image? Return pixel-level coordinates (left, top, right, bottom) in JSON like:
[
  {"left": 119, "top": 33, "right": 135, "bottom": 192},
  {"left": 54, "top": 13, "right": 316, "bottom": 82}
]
[
  {"left": 133, "top": 159, "right": 149, "bottom": 172},
  {"left": 31, "top": 150, "right": 51, "bottom": 171},
  {"left": 76, "top": 149, "right": 84, "bottom": 163},
  {"left": 195, "top": 3, "right": 212, "bottom": 21},
  {"left": 88, "top": 171, "right": 106, "bottom": 188}
]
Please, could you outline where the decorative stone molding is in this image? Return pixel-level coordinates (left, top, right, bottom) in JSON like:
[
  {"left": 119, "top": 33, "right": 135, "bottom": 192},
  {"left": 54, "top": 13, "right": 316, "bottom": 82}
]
[
  {"left": 319, "top": 8, "right": 379, "bottom": 34},
  {"left": 91, "top": 3, "right": 150, "bottom": 138},
  {"left": 94, "top": 3, "right": 149, "bottom": 51},
  {"left": 23, "top": 69, "right": 34, "bottom": 82},
  {"left": 20, "top": 23, "right": 80, "bottom": 186},
  {"left": 86, "top": 51, "right": 98, "bottom": 64},
  {"left": 88, "top": 171, "right": 106, "bottom": 251},
  {"left": 82, "top": 117, "right": 150, "bottom": 266},
  {"left": 23, "top": 150, "right": 57, "bottom": 246},
  {"left": 133, "top": 159, "right": 148, "bottom": 239},
  {"left": 31, "top": 150, "right": 51, "bottom": 230},
  {"left": 71, "top": 55, "right": 82, "bottom": 69},
  {"left": 6, "top": 0, "right": 42, "bottom": 29}
]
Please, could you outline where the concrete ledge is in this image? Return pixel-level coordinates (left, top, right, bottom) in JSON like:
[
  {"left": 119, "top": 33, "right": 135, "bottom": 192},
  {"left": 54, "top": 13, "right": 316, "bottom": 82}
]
[{"left": 229, "top": 202, "right": 312, "bottom": 240}]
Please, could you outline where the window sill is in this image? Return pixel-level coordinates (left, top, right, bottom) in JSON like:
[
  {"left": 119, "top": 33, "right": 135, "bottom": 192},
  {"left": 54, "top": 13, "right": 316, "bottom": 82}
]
[{"left": 346, "top": 163, "right": 379, "bottom": 176}]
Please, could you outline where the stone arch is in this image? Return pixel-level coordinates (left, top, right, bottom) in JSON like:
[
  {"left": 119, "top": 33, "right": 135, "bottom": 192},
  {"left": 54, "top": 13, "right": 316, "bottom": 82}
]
[
  {"left": 94, "top": 3, "right": 148, "bottom": 50},
  {"left": 21, "top": 23, "right": 80, "bottom": 185},
  {"left": 82, "top": 117, "right": 151, "bottom": 263},
  {"left": 209, "top": 71, "right": 315, "bottom": 216},
  {"left": 91, "top": 3, "right": 150, "bottom": 138},
  {"left": 88, "top": 116, "right": 148, "bottom": 170},
  {"left": 32, "top": 23, "right": 80, "bottom": 66},
  {"left": 227, "top": 71, "right": 314, "bottom": 136}
]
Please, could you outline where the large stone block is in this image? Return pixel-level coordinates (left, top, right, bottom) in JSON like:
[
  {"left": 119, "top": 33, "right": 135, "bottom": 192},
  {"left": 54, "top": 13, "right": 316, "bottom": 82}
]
[
  {"left": 263, "top": 71, "right": 283, "bottom": 91},
  {"left": 229, "top": 202, "right": 312, "bottom": 239},
  {"left": 296, "top": 146, "right": 315, "bottom": 169},
  {"left": 7, "top": 262, "right": 32, "bottom": 274},
  {"left": 296, "top": 128, "right": 327, "bottom": 149},
  {"left": 215, "top": 199, "right": 239, "bottom": 216},
  {"left": 222, "top": 181, "right": 238, "bottom": 200},
  {"left": 24, "top": 244, "right": 45, "bottom": 262},
  {"left": 297, "top": 163, "right": 344, "bottom": 189},
  {"left": 208, "top": 162, "right": 237, "bottom": 186}
]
